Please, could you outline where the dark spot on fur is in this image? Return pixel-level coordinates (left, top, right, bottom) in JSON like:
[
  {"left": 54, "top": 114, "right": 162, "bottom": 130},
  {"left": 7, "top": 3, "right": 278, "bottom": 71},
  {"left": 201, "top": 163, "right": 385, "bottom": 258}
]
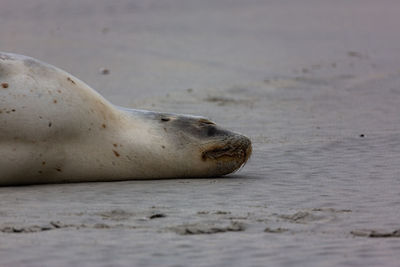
[
  {"left": 113, "top": 144, "right": 118, "bottom": 147},
  {"left": 53, "top": 99, "right": 57, "bottom": 103},
  {"left": 57, "top": 90, "right": 62, "bottom": 93},
  {"left": 161, "top": 145, "right": 165, "bottom": 149},
  {"left": 11, "top": 109, "right": 15, "bottom": 112},
  {"left": 113, "top": 150, "right": 120, "bottom": 157},
  {"left": 42, "top": 161, "right": 46, "bottom": 165},
  {"left": 102, "top": 124, "right": 107, "bottom": 128},
  {"left": 55, "top": 168, "right": 62, "bottom": 172},
  {"left": 48, "top": 122, "right": 52, "bottom": 127},
  {"left": 1, "top": 83, "right": 8, "bottom": 88},
  {"left": 38, "top": 170, "right": 43, "bottom": 174},
  {"left": 67, "top": 77, "right": 76, "bottom": 84}
]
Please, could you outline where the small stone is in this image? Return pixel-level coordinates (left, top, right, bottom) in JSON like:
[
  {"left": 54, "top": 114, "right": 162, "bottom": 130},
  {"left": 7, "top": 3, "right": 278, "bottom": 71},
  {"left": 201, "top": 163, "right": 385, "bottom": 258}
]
[
  {"left": 100, "top": 68, "right": 110, "bottom": 75},
  {"left": 12, "top": 227, "right": 24, "bottom": 233},
  {"left": 94, "top": 223, "right": 110, "bottom": 229},
  {"left": 149, "top": 213, "right": 166, "bottom": 219},
  {"left": 264, "top": 227, "right": 288, "bottom": 233},
  {"left": 1, "top": 227, "right": 14, "bottom": 233},
  {"left": 213, "top": 211, "right": 231, "bottom": 215},
  {"left": 50, "top": 221, "right": 63, "bottom": 228},
  {"left": 197, "top": 211, "right": 209, "bottom": 215},
  {"left": 26, "top": 226, "right": 42, "bottom": 232},
  {"left": 40, "top": 225, "right": 54, "bottom": 231}
]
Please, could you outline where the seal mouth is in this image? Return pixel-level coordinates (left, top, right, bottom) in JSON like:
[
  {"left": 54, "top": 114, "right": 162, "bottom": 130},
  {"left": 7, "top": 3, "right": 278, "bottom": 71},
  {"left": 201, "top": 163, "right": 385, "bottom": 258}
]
[{"left": 201, "top": 135, "right": 252, "bottom": 167}]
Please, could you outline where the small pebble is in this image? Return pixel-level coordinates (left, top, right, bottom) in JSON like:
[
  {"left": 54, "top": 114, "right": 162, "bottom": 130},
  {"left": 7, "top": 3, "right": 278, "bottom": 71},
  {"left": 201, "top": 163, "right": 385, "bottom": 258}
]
[
  {"left": 50, "top": 221, "right": 63, "bottom": 228},
  {"left": 100, "top": 68, "right": 110, "bottom": 75},
  {"left": 149, "top": 213, "right": 166, "bottom": 219},
  {"left": 12, "top": 227, "right": 24, "bottom": 233},
  {"left": 264, "top": 227, "right": 288, "bottom": 233},
  {"left": 40, "top": 225, "right": 54, "bottom": 231}
]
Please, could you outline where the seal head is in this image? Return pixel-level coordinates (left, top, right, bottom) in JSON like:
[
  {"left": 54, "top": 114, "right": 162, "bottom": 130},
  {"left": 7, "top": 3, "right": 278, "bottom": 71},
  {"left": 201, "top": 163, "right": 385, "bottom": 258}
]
[{"left": 120, "top": 109, "right": 252, "bottom": 178}]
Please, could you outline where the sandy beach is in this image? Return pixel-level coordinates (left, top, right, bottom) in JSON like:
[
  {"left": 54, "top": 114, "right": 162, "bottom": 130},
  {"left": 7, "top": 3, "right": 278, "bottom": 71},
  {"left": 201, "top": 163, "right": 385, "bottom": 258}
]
[{"left": 1, "top": 0, "right": 400, "bottom": 266}]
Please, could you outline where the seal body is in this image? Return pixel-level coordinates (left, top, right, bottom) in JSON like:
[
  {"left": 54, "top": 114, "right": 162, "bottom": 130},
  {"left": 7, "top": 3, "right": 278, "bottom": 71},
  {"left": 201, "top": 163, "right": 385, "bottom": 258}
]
[{"left": 0, "top": 52, "right": 251, "bottom": 186}]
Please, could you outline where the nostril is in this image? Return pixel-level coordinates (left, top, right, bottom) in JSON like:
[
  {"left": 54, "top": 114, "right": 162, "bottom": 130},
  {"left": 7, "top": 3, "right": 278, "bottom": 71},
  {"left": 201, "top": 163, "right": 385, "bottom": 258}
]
[{"left": 161, "top": 117, "right": 170, "bottom": 122}]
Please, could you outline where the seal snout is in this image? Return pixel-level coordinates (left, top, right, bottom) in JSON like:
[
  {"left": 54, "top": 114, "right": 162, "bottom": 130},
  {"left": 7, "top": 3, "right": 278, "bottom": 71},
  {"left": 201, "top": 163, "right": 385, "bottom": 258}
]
[
  {"left": 201, "top": 134, "right": 252, "bottom": 175},
  {"left": 149, "top": 111, "right": 252, "bottom": 176}
]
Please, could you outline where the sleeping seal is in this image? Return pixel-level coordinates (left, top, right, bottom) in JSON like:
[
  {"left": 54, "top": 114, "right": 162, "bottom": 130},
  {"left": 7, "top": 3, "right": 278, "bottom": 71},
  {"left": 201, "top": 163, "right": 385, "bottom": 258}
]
[{"left": 0, "top": 52, "right": 251, "bottom": 186}]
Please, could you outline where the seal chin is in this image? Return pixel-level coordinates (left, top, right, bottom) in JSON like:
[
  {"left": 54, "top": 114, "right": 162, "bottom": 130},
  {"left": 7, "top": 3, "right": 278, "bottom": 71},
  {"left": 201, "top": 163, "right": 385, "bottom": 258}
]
[{"left": 201, "top": 134, "right": 252, "bottom": 176}]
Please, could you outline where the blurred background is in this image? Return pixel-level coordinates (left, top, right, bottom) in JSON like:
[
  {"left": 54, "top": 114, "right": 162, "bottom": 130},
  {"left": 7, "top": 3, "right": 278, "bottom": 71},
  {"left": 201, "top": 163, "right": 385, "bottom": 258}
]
[{"left": 2, "top": 0, "right": 399, "bottom": 106}]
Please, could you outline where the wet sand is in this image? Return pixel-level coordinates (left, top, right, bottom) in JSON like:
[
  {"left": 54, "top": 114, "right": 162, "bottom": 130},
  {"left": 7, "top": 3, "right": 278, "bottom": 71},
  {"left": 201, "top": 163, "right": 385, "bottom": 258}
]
[{"left": 1, "top": 0, "right": 400, "bottom": 266}]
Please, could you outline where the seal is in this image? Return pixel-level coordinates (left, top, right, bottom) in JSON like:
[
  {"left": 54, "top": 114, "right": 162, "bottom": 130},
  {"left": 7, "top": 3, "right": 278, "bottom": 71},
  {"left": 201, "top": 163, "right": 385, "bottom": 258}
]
[{"left": 0, "top": 52, "right": 251, "bottom": 186}]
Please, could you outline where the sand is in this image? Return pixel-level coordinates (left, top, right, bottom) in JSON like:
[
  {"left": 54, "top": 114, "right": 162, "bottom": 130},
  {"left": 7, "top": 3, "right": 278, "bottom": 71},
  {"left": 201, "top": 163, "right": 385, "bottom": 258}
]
[{"left": 1, "top": 0, "right": 400, "bottom": 266}]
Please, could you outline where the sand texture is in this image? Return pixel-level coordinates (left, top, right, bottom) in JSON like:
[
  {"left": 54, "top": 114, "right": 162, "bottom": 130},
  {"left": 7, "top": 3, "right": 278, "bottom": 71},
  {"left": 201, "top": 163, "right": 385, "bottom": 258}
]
[{"left": 1, "top": 0, "right": 400, "bottom": 266}]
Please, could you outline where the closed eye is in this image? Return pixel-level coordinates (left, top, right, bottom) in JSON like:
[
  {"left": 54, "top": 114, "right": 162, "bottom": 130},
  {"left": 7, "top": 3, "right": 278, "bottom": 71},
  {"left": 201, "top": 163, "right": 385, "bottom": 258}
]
[{"left": 198, "top": 118, "right": 215, "bottom": 125}]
